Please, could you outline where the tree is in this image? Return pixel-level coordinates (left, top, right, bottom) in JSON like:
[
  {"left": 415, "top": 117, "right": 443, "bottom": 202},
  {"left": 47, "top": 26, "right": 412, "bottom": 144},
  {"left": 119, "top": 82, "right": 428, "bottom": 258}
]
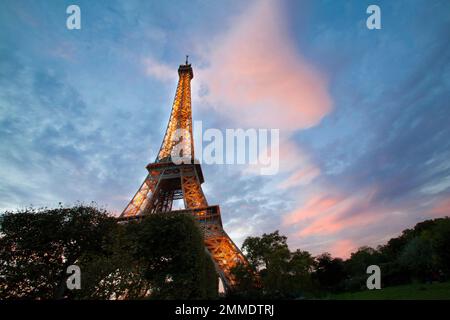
[
  {"left": 343, "top": 246, "right": 383, "bottom": 291},
  {"left": 242, "top": 231, "right": 290, "bottom": 271},
  {"left": 288, "top": 249, "right": 316, "bottom": 296},
  {"left": 78, "top": 213, "right": 218, "bottom": 299},
  {"left": 235, "top": 231, "right": 315, "bottom": 299},
  {"left": 313, "top": 253, "right": 346, "bottom": 293},
  {"left": 398, "top": 236, "right": 435, "bottom": 282},
  {"left": 241, "top": 231, "right": 291, "bottom": 298},
  {"left": 73, "top": 222, "right": 149, "bottom": 299},
  {"left": 228, "top": 262, "right": 262, "bottom": 299},
  {"left": 0, "top": 206, "right": 218, "bottom": 300},
  {"left": 429, "top": 218, "right": 450, "bottom": 277},
  {"left": 346, "top": 247, "right": 380, "bottom": 274},
  {"left": 126, "top": 213, "right": 218, "bottom": 299},
  {"left": 0, "top": 204, "right": 117, "bottom": 299},
  {"left": 377, "top": 217, "right": 450, "bottom": 285}
]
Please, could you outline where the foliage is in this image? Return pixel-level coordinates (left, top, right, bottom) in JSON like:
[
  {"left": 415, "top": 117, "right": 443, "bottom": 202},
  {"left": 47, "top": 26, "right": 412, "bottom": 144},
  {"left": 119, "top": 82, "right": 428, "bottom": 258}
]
[
  {"left": 232, "top": 231, "right": 316, "bottom": 299},
  {"left": 398, "top": 236, "right": 434, "bottom": 281},
  {"left": 313, "top": 253, "right": 346, "bottom": 293},
  {"left": 233, "top": 217, "right": 450, "bottom": 298},
  {"left": 126, "top": 214, "right": 217, "bottom": 299},
  {"left": 228, "top": 263, "right": 262, "bottom": 299},
  {"left": 73, "top": 222, "right": 149, "bottom": 299},
  {"left": 429, "top": 218, "right": 450, "bottom": 276},
  {"left": 0, "top": 204, "right": 116, "bottom": 299},
  {"left": 342, "top": 246, "right": 384, "bottom": 291},
  {"left": 242, "top": 230, "right": 290, "bottom": 271},
  {"left": 0, "top": 206, "right": 218, "bottom": 299},
  {"left": 1, "top": 202, "right": 449, "bottom": 299}
]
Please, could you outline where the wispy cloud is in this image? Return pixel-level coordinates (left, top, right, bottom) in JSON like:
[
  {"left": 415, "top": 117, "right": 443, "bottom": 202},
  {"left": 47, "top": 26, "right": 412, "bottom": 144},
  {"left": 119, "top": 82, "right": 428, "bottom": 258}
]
[
  {"left": 142, "top": 57, "right": 177, "bottom": 82},
  {"left": 329, "top": 239, "right": 356, "bottom": 260}
]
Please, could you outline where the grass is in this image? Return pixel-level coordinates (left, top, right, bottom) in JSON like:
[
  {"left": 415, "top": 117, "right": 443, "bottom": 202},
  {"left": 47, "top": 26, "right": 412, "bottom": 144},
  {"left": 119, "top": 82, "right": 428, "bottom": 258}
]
[{"left": 327, "top": 281, "right": 450, "bottom": 300}]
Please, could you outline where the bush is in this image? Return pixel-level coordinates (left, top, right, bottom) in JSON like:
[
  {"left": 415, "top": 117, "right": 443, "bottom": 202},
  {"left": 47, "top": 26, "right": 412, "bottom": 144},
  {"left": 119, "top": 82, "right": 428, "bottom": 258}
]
[
  {"left": 0, "top": 206, "right": 218, "bottom": 299},
  {"left": 0, "top": 204, "right": 116, "bottom": 299}
]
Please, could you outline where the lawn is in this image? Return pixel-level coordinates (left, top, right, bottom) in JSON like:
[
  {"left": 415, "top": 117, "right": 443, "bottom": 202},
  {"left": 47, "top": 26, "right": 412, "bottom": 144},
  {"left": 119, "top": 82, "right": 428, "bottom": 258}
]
[{"left": 327, "top": 281, "right": 450, "bottom": 300}]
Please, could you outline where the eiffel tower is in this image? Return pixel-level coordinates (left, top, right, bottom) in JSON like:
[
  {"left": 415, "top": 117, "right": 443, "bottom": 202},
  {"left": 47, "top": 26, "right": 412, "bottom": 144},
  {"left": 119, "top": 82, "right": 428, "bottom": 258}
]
[{"left": 118, "top": 57, "right": 249, "bottom": 292}]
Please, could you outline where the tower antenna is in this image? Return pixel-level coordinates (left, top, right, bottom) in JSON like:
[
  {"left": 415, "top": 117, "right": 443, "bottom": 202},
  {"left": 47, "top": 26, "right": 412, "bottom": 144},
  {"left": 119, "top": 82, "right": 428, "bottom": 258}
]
[{"left": 185, "top": 55, "right": 189, "bottom": 65}]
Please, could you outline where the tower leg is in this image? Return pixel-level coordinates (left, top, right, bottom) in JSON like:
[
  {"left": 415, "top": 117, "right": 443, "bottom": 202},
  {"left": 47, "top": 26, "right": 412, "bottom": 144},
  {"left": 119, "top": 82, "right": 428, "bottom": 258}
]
[{"left": 122, "top": 172, "right": 159, "bottom": 217}]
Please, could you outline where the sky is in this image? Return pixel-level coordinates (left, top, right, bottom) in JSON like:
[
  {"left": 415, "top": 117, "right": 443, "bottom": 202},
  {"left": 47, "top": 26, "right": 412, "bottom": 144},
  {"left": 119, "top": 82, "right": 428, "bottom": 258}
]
[{"left": 1, "top": 0, "right": 449, "bottom": 258}]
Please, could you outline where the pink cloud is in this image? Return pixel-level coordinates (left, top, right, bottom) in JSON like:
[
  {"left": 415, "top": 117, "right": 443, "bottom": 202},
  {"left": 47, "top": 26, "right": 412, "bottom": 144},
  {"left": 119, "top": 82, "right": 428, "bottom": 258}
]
[
  {"left": 283, "top": 195, "right": 342, "bottom": 225},
  {"left": 284, "top": 188, "right": 450, "bottom": 258},
  {"left": 429, "top": 197, "right": 450, "bottom": 217},
  {"left": 329, "top": 239, "right": 357, "bottom": 259},
  {"left": 198, "top": 0, "right": 332, "bottom": 131},
  {"left": 298, "top": 208, "right": 381, "bottom": 238},
  {"left": 284, "top": 188, "right": 380, "bottom": 237},
  {"left": 278, "top": 166, "right": 321, "bottom": 189}
]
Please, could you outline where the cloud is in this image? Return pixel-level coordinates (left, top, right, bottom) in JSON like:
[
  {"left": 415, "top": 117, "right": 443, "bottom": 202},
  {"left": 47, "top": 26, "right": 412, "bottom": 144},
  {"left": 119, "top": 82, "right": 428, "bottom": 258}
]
[
  {"left": 283, "top": 187, "right": 450, "bottom": 258},
  {"left": 278, "top": 4, "right": 450, "bottom": 257},
  {"left": 142, "top": 57, "right": 177, "bottom": 82},
  {"left": 328, "top": 239, "right": 356, "bottom": 260},
  {"left": 283, "top": 195, "right": 341, "bottom": 225},
  {"left": 275, "top": 141, "right": 321, "bottom": 189},
  {"left": 241, "top": 137, "right": 321, "bottom": 186},
  {"left": 429, "top": 197, "right": 450, "bottom": 218},
  {"left": 284, "top": 187, "right": 381, "bottom": 238},
  {"left": 197, "top": 0, "right": 332, "bottom": 131},
  {"left": 0, "top": 45, "right": 164, "bottom": 213}
]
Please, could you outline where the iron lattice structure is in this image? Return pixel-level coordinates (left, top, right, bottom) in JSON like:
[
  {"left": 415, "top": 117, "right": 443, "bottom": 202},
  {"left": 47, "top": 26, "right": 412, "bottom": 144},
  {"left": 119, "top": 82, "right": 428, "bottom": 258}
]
[{"left": 119, "top": 61, "right": 249, "bottom": 292}]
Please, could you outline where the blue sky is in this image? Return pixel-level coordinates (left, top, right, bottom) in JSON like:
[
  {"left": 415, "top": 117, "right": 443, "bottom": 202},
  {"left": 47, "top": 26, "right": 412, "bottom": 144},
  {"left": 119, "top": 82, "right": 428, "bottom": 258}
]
[{"left": 1, "top": 0, "right": 449, "bottom": 257}]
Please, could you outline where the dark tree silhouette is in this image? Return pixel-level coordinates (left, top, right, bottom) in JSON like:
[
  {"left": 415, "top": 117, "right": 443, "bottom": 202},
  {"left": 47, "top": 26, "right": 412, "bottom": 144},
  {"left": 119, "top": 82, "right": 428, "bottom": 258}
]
[{"left": 0, "top": 206, "right": 217, "bottom": 299}]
